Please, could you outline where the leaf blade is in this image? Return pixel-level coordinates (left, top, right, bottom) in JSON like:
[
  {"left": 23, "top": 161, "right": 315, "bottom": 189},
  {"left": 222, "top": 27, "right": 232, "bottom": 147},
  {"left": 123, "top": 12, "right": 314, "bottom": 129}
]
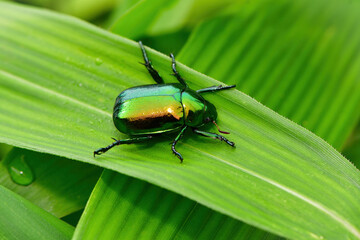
[
  {"left": 0, "top": 148, "right": 101, "bottom": 217},
  {"left": 0, "top": 185, "right": 74, "bottom": 240},
  {"left": 73, "top": 170, "right": 282, "bottom": 240}
]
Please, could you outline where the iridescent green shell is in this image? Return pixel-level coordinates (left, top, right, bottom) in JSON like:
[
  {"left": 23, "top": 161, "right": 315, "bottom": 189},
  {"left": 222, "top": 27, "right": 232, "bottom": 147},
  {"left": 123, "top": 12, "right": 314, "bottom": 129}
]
[{"left": 113, "top": 83, "right": 217, "bottom": 135}]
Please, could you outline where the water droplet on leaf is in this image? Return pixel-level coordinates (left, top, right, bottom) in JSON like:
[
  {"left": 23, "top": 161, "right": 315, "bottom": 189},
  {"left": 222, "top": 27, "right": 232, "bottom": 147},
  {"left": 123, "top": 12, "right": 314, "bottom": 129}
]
[
  {"left": 95, "top": 58, "right": 103, "bottom": 66},
  {"left": 7, "top": 154, "right": 34, "bottom": 186}
]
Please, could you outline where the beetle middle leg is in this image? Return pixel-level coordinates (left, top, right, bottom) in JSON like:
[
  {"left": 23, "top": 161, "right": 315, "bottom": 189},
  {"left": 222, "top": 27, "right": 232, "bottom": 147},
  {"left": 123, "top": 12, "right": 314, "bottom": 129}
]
[
  {"left": 192, "top": 129, "right": 235, "bottom": 147},
  {"left": 170, "top": 53, "right": 188, "bottom": 89},
  {"left": 139, "top": 41, "right": 164, "bottom": 84},
  {"left": 94, "top": 136, "right": 153, "bottom": 156},
  {"left": 172, "top": 126, "right": 188, "bottom": 163},
  {"left": 196, "top": 85, "right": 236, "bottom": 94}
]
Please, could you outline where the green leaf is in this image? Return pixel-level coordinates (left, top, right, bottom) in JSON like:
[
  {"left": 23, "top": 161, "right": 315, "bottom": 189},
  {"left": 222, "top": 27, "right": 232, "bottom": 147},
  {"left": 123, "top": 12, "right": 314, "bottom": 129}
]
[
  {"left": 109, "top": 0, "right": 192, "bottom": 38},
  {"left": 55, "top": 0, "right": 117, "bottom": 20},
  {"left": 105, "top": 0, "right": 141, "bottom": 29},
  {"left": 108, "top": 0, "right": 236, "bottom": 38},
  {"left": 0, "top": 3, "right": 359, "bottom": 239},
  {"left": 178, "top": 0, "right": 360, "bottom": 150},
  {"left": 0, "top": 185, "right": 74, "bottom": 240},
  {"left": 73, "top": 170, "right": 282, "bottom": 239},
  {"left": 0, "top": 148, "right": 101, "bottom": 217},
  {"left": 140, "top": 29, "right": 191, "bottom": 56},
  {"left": 16, "top": 0, "right": 117, "bottom": 21}
]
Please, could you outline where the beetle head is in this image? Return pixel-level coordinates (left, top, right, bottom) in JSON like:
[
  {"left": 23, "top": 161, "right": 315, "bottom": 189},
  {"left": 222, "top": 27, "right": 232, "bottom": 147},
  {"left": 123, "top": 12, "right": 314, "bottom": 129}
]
[{"left": 203, "top": 101, "right": 217, "bottom": 124}]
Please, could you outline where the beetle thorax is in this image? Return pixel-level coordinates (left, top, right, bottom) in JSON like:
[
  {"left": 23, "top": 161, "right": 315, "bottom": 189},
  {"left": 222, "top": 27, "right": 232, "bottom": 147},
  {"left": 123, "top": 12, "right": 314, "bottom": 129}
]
[{"left": 181, "top": 90, "right": 217, "bottom": 127}]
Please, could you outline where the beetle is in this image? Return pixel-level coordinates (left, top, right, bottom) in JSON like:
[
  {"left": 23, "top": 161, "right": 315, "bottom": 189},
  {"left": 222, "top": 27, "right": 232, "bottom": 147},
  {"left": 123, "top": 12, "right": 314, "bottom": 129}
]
[{"left": 94, "top": 41, "right": 235, "bottom": 162}]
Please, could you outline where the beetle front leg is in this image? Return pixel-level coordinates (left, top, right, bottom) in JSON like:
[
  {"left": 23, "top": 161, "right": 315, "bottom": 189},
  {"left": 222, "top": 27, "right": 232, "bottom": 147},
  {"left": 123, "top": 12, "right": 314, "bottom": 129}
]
[
  {"left": 170, "top": 53, "right": 188, "bottom": 89},
  {"left": 171, "top": 126, "right": 188, "bottom": 163},
  {"left": 139, "top": 41, "right": 164, "bottom": 84},
  {"left": 193, "top": 129, "right": 235, "bottom": 147},
  {"left": 94, "top": 136, "right": 153, "bottom": 156},
  {"left": 196, "top": 84, "right": 236, "bottom": 94}
]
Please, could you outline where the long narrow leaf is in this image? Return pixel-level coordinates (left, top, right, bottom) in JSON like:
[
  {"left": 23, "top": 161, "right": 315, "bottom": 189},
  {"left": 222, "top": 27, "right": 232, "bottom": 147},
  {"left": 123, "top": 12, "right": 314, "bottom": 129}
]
[
  {"left": 109, "top": 0, "right": 188, "bottom": 38},
  {"left": 0, "top": 185, "right": 74, "bottom": 240},
  {"left": 73, "top": 170, "right": 282, "bottom": 239},
  {"left": 0, "top": 148, "right": 101, "bottom": 217},
  {"left": 0, "top": 3, "right": 359, "bottom": 239},
  {"left": 109, "top": 0, "right": 234, "bottom": 38}
]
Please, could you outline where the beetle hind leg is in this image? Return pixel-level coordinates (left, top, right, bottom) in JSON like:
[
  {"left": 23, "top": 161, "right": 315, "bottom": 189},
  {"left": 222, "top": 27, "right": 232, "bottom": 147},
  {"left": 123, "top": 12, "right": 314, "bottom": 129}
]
[
  {"left": 94, "top": 136, "right": 152, "bottom": 157},
  {"left": 139, "top": 41, "right": 164, "bottom": 84},
  {"left": 193, "top": 129, "right": 235, "bottom": 147}
]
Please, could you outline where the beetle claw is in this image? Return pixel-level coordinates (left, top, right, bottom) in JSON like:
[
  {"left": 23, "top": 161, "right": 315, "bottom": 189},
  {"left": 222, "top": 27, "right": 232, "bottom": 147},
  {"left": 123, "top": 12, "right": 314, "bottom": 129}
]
[
  {"left": 93, "top": 149, "right": 103, "bottom": 157},
  {"left": 227, "top": 140, "right": 236, "bottom": 147},
  {"left": 94, "top": 146, "right": 110, "bottom": 157},
  {"left": 173, "top": 151, "right": 183, "bottom": 163},
  {"left": 174, "top": 153, "right": 183, "bottom": 163},
  {"left": 171, "top": 146, "right": 183, "bottom": 163}
]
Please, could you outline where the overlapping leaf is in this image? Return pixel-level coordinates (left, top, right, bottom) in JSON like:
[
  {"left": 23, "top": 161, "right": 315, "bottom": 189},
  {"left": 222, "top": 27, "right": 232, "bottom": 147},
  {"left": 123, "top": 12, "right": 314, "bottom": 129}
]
[
  {"left": 73, "top": 170, "right": 282, "bottom": 239},
  {"left": 0, "top": 148, "right": 101, "bottom": 217},
  {"left": 109, "top": 0, "right": 237, "bottom": 38},
  {"left": 0, "top": 3, "right": 359, "bottom": 239},
  {"left": 0, "top": 185, "right": 74, "bottom": 240},
  {"left": 109, "top": 0, "right": 188, "bottom": 38}
]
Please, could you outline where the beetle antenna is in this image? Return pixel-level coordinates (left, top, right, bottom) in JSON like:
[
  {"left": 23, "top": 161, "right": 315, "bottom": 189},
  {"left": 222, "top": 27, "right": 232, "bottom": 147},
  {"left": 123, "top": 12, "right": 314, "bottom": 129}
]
[{"left": 212, "top": 121, "right": 230, "bottom": 134}]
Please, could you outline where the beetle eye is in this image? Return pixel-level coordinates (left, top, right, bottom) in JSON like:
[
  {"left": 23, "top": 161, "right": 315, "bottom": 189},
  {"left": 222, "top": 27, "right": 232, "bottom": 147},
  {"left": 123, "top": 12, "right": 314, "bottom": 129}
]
[{"left": 205, "top": 117, "right": 211, "bottom": 122}]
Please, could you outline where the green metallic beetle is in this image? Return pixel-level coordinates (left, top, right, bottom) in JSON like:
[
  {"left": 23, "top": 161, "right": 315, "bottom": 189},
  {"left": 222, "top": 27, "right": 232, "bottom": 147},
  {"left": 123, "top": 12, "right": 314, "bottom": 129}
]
[{"left": 94, "top": 41, "right": 235, "bottom": 162}]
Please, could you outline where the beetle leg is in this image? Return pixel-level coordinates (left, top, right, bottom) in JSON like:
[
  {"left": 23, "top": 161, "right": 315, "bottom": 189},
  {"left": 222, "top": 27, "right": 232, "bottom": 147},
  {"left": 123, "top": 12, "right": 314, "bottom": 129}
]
[
  {"left": 94, "top": 136, "right": 153, "bottom": 157},
  {"left": 139, "top": 41, "right": 164, "bottom": 84},
  {"left": 193, "top": 129, "right": 235, "bottom": 147},
  {"left": 196, "top": 85, "right": 236, "bottom": 94},
  {"left": 170, "top": 53, "right": 188, "bottom": 89},
  {"left": 172, "top": 126, "right": 188, "bottom": 163}
]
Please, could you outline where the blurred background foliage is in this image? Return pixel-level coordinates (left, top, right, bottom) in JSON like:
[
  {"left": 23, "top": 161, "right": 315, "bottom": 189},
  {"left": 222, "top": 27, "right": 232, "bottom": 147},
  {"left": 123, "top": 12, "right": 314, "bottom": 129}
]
[{"left": 1, "top": 0, "right": 359, "bottom": 239}]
